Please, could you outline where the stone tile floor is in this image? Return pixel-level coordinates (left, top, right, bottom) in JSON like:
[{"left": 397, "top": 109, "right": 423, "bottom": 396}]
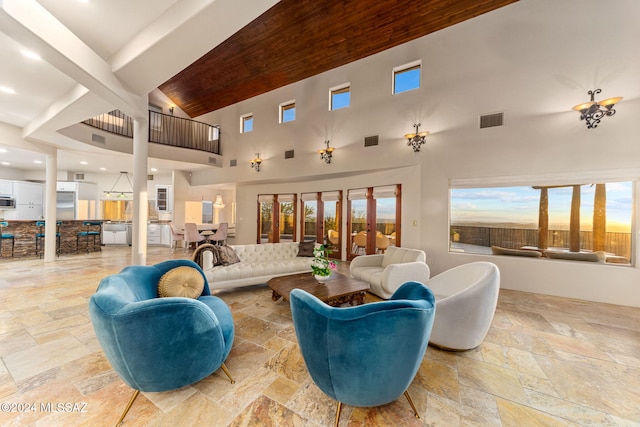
[{"left": 0, "top": 246, "right": 639, "bottom": 426}]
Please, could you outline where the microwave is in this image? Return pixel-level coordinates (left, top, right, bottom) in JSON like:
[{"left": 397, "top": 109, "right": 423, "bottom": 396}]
[{"left": 0, "top": 195, "right": 16, "bottom": 209}]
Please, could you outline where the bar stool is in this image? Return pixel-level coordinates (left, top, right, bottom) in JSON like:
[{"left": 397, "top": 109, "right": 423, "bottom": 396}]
[
  {"left": 0, "top": 221, "right": 15, "bottom": 257},
  {"left": 77, "top": 221, "right": 103, "bottom": 253},
  {"left": 35, "top": 221, "right": 61, "bottom": 258}
]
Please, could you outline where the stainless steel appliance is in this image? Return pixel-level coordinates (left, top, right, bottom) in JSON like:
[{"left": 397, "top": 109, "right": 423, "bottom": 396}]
[
  {"left": 56, "top": 191, "right": 76, "bottom": 220},
  {"left": 0, "top": 195, "right": 16, "bottom": 209}
]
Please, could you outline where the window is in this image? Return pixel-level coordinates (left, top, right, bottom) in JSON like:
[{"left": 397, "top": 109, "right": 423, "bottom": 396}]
[
  {"left": 241, "top": 113, "right": 253, "bottom": 133},
  {"left": 449, "top": 181, "right": 633, "bottom": 265},
  {"left": 330, "top": 84, "right": 351, "bottom": 111},
  {"left": 393, "top": 61, "right": 421, "bottom": 94},
  {"left": 280, "top": 101, "right": 296, "bottom": 123}
]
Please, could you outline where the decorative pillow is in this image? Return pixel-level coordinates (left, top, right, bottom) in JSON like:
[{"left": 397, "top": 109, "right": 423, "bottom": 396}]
[
  {"left": 297, "top": 241, "right": 315, "bottom": 257},
  {"left": 217, "top": 245, "right": 241, "bottom": 265},
  {"left": 158, "top": 266, "right": 205, "bottom": 298}
]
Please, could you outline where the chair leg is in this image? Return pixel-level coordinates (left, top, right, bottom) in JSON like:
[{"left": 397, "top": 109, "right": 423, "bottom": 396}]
[
  {"left": 116, "top": 389, "right": 140, "bottom": 427},
  {"left": 220, "top": 363, "right": 236, "bottom": 384},
  {"left": 334, "top": 401, "right": 343, "bottom": 427},
  {"left": 404, "top": 390, "right": 420, "bottom": 419}
]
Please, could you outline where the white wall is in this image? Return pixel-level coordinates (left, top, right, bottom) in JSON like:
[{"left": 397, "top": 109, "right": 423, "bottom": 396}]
[{"left": 188, "top": 1, "right": 640, "bottom": 307}]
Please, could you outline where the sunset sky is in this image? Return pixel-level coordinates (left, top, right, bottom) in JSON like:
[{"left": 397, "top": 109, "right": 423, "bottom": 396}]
[{"left": 451, "top": 182, "right": 633, "bottom": 232}]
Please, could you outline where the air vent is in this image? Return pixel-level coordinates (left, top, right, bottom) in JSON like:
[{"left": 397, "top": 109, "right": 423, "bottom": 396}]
[
  {"left": 208, "top": 157, "right": 217, "bottom": 165},
  {"left": 284, "top": 150, "right": 295, "bottom": 159},
  {"left": 364, "top": 135, "right": 379, "bottom": 147},
  {"left": 147, "top": 174, "right": 154, "bottom": 181},
  {"left": 74, "top": 173, "right": 85, "bottom": 181},
  {"left": 480, "top": 112, "right": 504, "bottom": 128},
  {"left": 230, "top": 159, "right": 237, "bottom": 167},
  {"left": 91, "top": 134, "right": 106, "bottom": 144}
]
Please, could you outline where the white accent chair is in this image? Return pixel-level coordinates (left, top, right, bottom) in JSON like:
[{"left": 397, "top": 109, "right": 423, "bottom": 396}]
[
  {"left": 425, "top": 262, "right": 500, "bottom": 351},
  {"left": 350, "top": 246, "right": 430, "bottom": 299}
]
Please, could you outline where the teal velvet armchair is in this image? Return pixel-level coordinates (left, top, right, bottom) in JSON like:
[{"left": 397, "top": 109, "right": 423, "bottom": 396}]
[
  {"left": 88, "top": 259, "right": 235, "bottom": 426},
  {"left": 290, "top": 281, "right": 436, "bottom": 426}
]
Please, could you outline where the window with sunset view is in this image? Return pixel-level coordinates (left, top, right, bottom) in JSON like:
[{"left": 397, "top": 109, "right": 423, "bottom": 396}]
[{"left": 449, "top": 181, "right": 633, "bottom": 265}]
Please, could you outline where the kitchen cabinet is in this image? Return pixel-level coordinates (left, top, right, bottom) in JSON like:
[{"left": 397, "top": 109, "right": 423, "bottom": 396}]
[
  {"left": 148, "top": 223, "right": 170, "bottom": 246},
  {"left": 0, "top": 180, "right": 13, "bottom": 196},
  {"left": 4, "top": 182, "right": 43, "bottom": 220},
  {"left": 102, "top": 223, "right": 130, "bottom": 245},
  {"left": 161, "top": 225, "right": 171, "bottom": 246},
  {"left": 155, "top": 185, "right": 173, "bottom": 212}
]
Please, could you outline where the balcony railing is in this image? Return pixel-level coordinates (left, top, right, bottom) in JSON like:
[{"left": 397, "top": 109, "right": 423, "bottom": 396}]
[
  {"left": 450, "top": 224, "right": 631, "bottom": 262},
  {"left": 82, "top": 110, "right": 221, "bottom": 155}
]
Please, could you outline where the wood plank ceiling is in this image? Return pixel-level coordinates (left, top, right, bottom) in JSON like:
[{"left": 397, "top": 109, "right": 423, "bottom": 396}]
[{"left": 159, "top": 0, "right": 518, "bottom": 118}]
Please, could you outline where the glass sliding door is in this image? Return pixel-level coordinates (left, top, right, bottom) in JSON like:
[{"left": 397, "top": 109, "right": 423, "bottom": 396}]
[
  {"left": 301, "top": 193, "right": 319, "bottom": 242},
  {"left": 347, "top": 188, "right": 370, "bottom": 258},
  {"left": 347, "top": 185, "right": 401, "bottom": 258},
  {"left": 322, "top": 191, "right": 342, "bottom": 258},
  {"left": 258, "top": 195, "right": 274, "bottom": 243},
  {"left": 373, "top": 185, "right": 400, "bottom": 251},
  {"left": 278, "top": 194, "right": 297, "bottom": 242}
]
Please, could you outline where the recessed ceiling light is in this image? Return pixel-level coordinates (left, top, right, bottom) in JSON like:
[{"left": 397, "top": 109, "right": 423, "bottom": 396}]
[
  {"left": 78, "top": 0, "right": 89, "bottom": 3},
  {"left": 99, "top": 167, "right": 106, "bottom": 171},
  {"left": 33, "top": 160, "right": 42, "bottom": 164},
  {"left": 0, "top": 148, "right": 7, "bottom": 153},
  {"left": 150, "top": 168, "right": 158, "bottom": 172},
  {"left": 80, "top": 161, "right": 88, "bottom": 165},
  {"left": 1, "top": 162, "right": 9, "bottom": 166},
  {"left": 0, "top": 86, "right": 16, "bottom": 95},
  {"left": 21, "top": 50, "right": 41, "bottom": 60}
]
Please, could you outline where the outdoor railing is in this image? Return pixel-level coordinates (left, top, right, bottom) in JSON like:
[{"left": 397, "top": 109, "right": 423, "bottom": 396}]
[
  {"left": 82, "top": 110, "right": 221, "bottom": 155},
  {"left": 451, "top": 225, "right": 631, "bottom": 261}
]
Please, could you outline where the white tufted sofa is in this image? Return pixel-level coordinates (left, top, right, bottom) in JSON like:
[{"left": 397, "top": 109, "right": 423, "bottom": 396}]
[{"left": 196, "top": 243, "right": 314, "bottom": 290}]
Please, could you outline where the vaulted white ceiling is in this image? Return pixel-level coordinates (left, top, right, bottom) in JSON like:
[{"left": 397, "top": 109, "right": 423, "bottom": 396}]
[{"left": 0, "top": 0, "right": 277, "bottom": 173}]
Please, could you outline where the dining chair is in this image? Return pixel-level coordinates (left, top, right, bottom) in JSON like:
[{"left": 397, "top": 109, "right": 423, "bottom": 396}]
[
  {"left": 183, "top": 222, "right": 205, "bottom": 252},
  {"left": 208, "top": 222, "right": 228, "bottom": 245},
  {"left": 169, "top": 222, "right": 185, "bottom": 252}
]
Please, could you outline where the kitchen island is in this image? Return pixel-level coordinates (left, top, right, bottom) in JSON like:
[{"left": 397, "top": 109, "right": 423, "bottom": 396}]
[{"left": 0, "top": 220, "right": 103, "bottom": 258}]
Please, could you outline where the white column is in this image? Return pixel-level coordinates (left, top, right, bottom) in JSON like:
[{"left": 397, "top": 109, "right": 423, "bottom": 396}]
[
  {"left": 131, "top": 112, "right": 149, "bottom": 266},
  {"left": 44, "top": 149, "right": 57, "bottom": 262}
]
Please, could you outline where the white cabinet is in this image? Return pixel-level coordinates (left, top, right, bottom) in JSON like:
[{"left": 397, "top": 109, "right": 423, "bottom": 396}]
[
  {"left": 155, "top": 185, "right": 173, "bottom": 212},
  {"left": 161, "top": 224, "right": 171, "bottom": 246},
  {"left": 148, "top": 223, "right": 171, "bottom": 246},
  {"left": 148, "top": 224, "right": 162, "bottom": 245},
  {"left": 5, "top": 181, "right": 43, "bottom": 220},
  {"left": 0, "top": 180, "right": 13, "bottom": 196},
  {"left": 102, "top": 223, "right": 129, "bottom": 245}
]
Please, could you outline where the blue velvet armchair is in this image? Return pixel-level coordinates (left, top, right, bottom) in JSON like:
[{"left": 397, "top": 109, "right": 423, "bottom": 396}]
[
  {"left": 88, "top": 259, "right": 235, "bottom": 426},
  {"left": 290, "top": 281, "right": 436, "bottom": 426}
]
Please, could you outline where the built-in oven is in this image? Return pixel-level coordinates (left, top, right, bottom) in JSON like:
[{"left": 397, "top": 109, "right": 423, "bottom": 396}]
[{"left": 0, "top": 195, "right": 16, "bottom": 209}]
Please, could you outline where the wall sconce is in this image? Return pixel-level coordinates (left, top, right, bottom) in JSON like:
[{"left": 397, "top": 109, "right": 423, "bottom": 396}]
[
  {"left": 318, "top": 140, "right": 335, "bottom": 164},
  {"left": 404, "top": 123, "right": 429, "bottom": 152},
  {"left": 213, "top": 194, "right": 225, "bottom": 209},
  {"left": 250, "top": 153, "right": 262, "bottom": 172},
  {"left": 572, "top": 89, "right": 622, "bottom": 129},
  {"left": 168, "top": 106, "right": 175, "bottom": 115}
]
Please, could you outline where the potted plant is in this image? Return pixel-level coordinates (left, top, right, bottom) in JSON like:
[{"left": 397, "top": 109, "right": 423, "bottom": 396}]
[{"left": 311, "top": 244, "right": 338, "bottom": 282}]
